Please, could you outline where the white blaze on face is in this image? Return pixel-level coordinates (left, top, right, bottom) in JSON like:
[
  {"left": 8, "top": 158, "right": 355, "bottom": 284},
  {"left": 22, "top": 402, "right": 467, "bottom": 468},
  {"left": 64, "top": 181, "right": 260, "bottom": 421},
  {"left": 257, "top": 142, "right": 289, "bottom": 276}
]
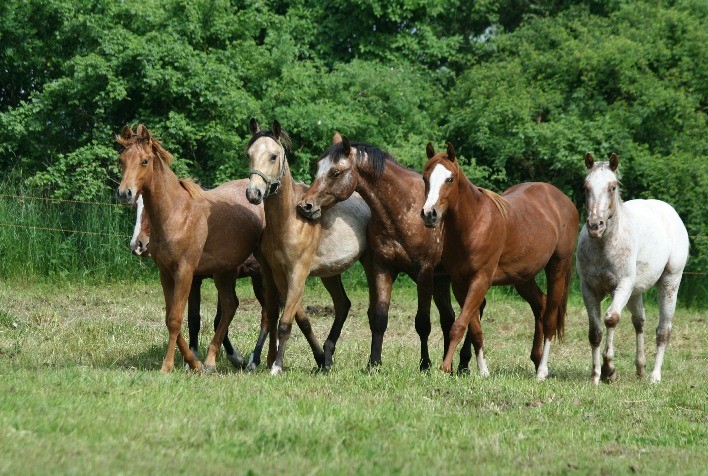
[
  {"left": 316, "top": 158, "right": 333, "bottom": 178},
  {"left": 423, "top": 164, "right": 452, "bottom": 215},
  {"left": 130, "top": 195, "right": 144, "bottom": 251}
]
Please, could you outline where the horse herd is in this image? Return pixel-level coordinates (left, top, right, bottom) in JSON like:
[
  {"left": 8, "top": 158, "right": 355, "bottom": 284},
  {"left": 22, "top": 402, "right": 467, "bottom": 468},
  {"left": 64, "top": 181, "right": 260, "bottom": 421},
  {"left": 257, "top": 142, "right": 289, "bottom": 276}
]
[{"left": 117, "top": 120, "right": 689, "bottom": 384}]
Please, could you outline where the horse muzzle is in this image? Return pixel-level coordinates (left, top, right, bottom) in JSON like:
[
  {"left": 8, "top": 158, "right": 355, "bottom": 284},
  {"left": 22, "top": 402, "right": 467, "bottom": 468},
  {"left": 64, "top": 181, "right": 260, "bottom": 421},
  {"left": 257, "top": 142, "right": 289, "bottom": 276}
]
[
  {"left": 246, "top": 186, "right": 263, "bottom": 205},
  {"left": 421, "top": 208, "right": 440, "bottom": 228},
  {"left": 117, "top": 187, "right": 136, "bottom": 205},
  {"left": 586, "top": 218, "right": 606, "bottom": 238},
  {"left": 296, "top": 201, "right": 321, "bottom": 220}
]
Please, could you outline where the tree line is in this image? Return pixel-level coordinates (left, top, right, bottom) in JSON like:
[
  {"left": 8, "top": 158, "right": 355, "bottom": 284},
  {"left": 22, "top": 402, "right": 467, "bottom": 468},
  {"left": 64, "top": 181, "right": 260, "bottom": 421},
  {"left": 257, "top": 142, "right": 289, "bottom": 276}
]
[{"left": 0, "top": 0, "right": 705, "bottom": 276}]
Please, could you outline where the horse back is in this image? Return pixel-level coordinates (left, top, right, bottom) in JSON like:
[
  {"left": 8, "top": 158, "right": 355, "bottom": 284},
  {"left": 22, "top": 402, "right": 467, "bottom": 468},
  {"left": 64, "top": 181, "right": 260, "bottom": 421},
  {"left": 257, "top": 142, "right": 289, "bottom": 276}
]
[{"left": 494, "top": 183, "right": 578, "bottom": 281}]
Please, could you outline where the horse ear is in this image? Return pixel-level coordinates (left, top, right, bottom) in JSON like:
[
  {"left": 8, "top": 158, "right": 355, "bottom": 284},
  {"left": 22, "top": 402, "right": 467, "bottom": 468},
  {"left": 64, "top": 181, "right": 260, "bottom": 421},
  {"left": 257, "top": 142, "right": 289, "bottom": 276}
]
[
  {"left": 332, "top": 132, "right": 343, "bottom": 145},
  {"left": 248, "top": 118, "right": 260, "bottom": 135},
  {"left": 426, "top": 142, "right": 436, "bottom": 159},
  {"left": 136, "top": 124, "right": 151, "bottom": 142},
  {"left": 609, "top": 153, "right": 619, "bottom": 172},
  {"left": 272, "top": 120, "right": 281, "bottom": 141},
  {"left": 341, "top": 136, "right": 351, "bottom": 158},
  {"left": 584, "top": 152, "right": 595, "bottom": 170},
  {"left": 120, "top": 125, "right": 132, "bottom": 140},
  {"left": 446, "top": 142, "right": 457, "bottom": 162}
]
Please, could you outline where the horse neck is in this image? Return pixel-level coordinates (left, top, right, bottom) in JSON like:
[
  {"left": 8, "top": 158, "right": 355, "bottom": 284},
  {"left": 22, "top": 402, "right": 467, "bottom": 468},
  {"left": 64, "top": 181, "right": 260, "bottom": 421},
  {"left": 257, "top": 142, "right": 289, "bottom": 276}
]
[
  {"left": 262, "top": 162, "right": 297, "bottom": 229},
  {"left": 355, "top": 162, "right": 418, "bottom": 234},
  {"left": 443, "top": 176, "right": 489, "bottom": 244},
  {"left": 140, "top": 159, "right": 188, "bottom": 237},
  {"left": 597, "top": 194, "right": 628, "bottom": 245}
]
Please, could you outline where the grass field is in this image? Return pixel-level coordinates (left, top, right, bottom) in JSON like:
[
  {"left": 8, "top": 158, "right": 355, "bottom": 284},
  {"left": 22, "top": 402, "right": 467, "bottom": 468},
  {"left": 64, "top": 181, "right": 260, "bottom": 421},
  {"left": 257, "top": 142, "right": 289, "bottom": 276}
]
[{"left": 0, "top": 278, "right": 705, "bottom": 475}]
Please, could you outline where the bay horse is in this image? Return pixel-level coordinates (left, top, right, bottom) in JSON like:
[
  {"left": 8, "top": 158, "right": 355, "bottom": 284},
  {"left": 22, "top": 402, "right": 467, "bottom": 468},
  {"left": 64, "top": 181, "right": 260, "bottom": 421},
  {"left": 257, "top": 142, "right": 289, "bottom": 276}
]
[
  {"left": 117, "top": 124, "right": 266, "bottom": 372},
  {"left": 246, "top": 119, "right": 372, "bottom": 375},
  {"left": 297, "top": 134, "right": 479, "bottom": 371},
  {"left": 577, "top": 153, "right": 689, "bottom": 384},
  {"left": 421, "top": 142, "right": 578, "bottom": 380},
  {"left": 130, "top": 196, "right": 269, "bottom": 370}
]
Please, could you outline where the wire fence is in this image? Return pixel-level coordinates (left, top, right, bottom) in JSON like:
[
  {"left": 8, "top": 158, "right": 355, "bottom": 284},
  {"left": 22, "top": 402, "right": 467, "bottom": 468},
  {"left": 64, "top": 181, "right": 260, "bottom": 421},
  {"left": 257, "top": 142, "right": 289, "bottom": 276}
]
[{"left": 0, "top": 193, "right": 705, "bottom": 277}]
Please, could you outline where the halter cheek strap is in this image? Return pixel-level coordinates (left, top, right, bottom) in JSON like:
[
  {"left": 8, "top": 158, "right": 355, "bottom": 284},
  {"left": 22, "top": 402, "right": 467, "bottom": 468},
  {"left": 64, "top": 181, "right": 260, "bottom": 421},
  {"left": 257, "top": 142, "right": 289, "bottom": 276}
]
[{"left": 249, "top": 154, "right": 287, "bottom": 199}]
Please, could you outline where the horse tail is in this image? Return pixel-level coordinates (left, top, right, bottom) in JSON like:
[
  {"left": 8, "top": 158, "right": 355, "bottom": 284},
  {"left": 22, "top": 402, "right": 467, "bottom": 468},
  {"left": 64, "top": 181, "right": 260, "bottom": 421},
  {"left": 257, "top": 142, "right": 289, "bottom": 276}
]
[{"left": 555, "top": 263, "right": 573, "bottom": 342}]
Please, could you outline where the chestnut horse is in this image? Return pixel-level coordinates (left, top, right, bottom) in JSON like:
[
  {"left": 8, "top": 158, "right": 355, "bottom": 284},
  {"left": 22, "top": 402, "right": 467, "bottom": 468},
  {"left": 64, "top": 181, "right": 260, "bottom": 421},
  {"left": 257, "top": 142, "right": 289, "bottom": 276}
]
[
  {"left": 246, "top": 119, "right": 372, "bottom": 375},
  {"left": 297, "top": 134, "right": 478, "bottom": 371},
  {"left": 421, "top": 143, "right": 578, "bottom": 380},
  {"left": 577, "top": 153, "right": 688, "bottom": 384},
  {"left": 130, "top": 197, "right": 269, "bottom": 370},
  {"left": 117, "top": 124, "right": 265, "bottom": 372}
]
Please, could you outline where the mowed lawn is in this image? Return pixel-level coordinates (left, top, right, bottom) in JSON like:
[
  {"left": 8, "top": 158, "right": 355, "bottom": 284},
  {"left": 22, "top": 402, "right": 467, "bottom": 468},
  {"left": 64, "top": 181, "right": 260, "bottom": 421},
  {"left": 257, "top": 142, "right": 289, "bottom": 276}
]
[{"left": 0, "top": 278, "right": 705, "bottom": 475}]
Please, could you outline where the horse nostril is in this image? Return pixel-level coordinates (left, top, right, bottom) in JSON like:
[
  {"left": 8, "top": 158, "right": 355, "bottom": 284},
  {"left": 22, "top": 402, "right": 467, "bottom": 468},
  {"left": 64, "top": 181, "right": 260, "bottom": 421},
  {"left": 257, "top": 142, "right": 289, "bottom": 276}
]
[
  {"left": 599, "top": 220, "right": 604, "bottom": 226},
  {"left": 431, "top": 209, "right": 437, "bottom": 218},
  {"left": 420, "top": 209, "right": 426, "bottom": 219},
  {"left": 304, "top": 203, "right": 313, "bottom": 211}
]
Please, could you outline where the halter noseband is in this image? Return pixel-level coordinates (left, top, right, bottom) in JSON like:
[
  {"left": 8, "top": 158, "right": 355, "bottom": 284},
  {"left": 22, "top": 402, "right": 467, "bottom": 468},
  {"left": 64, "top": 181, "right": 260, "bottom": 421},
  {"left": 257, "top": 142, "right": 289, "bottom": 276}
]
[{"left": 249, "top": 153, "right": 287, "bottom": 199}]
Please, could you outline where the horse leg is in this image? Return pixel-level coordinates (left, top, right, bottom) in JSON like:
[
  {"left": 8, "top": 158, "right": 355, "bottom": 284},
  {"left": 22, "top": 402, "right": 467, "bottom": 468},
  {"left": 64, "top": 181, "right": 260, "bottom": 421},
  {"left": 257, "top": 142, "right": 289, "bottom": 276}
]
[
  {"left": 203, "top": 271, "right": 238, "bottom": 370},
  {"left": 271, "top": 264, "right": 313, "bottom": 375},
  {"left": 159, "top": 269, "right": 201, "bottom": 372},
  {"left": 254, "top": 252, "right": 280, "bottom": 368},
  {"left": 187, "top": 276, "right": 203, "bottom": 364},
  {"left": 215, "top": 289, "right": 246, "bottom": 369},
  {"left": 367, "top": 267, "right": 394, "bottom": 368},
  {"left": 602, "top": 278, "right": 634, "bottom": 382},
  {"left": 514, "top": 279, "right": 547, "bottom": 372},
  {"left": 293, "top": 304, "right": 326, "bottom": 369},
  {"left": 433, "top": 275, "right": 454, "bottom": 362},
  {"left": 246, "top": 273, "right": 269, "bottom": 370},
  {"left": 458, "top": 299, "right": 485, "bottom": 374},
  {"left": 535, "top": 258, "right": 573, "bottom": 381},
  {"left": 414, "top": 269, "right": 434, "bottom": 371},
  {"left": 443, "top": 277, "right": 489, "bottom": 375},
  {"left": 626, "top": 294, "right": 646, "bottom": 378},
  {"left": 651, "top": 273, "right": 681, "bottom": 383},
  {"left": 581, "top": 280, "right": 604, "bottom": 384},
  {"left": 320, "top": 275, "right": 351, "bottom": 370}
]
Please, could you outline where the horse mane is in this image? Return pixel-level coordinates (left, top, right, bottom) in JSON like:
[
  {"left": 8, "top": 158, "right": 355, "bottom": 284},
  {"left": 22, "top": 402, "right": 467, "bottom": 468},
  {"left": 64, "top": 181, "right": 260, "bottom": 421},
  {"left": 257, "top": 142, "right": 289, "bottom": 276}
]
[
  {"left": 323, "top": 141, "right": 397, "bottom": 178},
  {"left": 179, "top": 178, "right": 206, "bottom": 200},
  {"left": 246, "top": 128, "right": 293, "bottom": 153},
  {"left": 479, "top": 187, "right": 510, "bottom": 219},
  {"left": 116, "top": 125, "right": 174, "bottom": 164}
]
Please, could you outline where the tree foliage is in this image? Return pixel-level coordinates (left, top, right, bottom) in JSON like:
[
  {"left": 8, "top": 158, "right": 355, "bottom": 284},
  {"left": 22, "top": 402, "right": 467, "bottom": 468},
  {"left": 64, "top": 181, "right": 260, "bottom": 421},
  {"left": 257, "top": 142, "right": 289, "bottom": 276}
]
[{"left": 0, "top": 0, "right": 705, "bottom": 275}]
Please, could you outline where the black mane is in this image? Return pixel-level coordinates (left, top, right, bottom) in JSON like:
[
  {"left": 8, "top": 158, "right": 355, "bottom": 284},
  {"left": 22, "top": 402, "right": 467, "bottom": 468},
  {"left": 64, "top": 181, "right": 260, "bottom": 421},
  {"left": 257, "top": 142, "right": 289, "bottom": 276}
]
[{"left": 322, "top": 141, "right": 397, "bottom": 178}]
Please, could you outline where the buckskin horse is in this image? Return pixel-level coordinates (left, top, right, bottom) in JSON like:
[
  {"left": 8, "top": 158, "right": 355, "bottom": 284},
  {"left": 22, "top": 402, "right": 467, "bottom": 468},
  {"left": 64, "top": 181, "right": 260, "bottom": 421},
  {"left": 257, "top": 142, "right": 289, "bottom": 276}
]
[
  {"left": 421, "top": 142, "right": 578, "bottom": 380},
  {"left": 297, "top": 134, "right": 478, "bottom": 371},
  {"left": 577, "top": 153, "right": 688, "bottom": 384},
  {"left": 245, "top": 119, "right": 372, "bottom": 375}
]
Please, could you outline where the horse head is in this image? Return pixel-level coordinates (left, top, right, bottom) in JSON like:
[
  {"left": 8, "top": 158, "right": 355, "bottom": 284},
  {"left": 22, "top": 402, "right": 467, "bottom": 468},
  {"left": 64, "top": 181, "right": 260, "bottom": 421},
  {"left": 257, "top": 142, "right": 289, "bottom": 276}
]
[
  {"left": 583, "top": 152, "right": 620, "bottom": 239},
  {"left": 297, "top": 132, "right": 359, "bottom": 220},
  {"left": 116, "top": 124, "right": 173, "bottom": 205},
  {"left": 245, "top": 118, "right": 292, "bottom": 204},
  {"left": 421, "top": 142, "right": 460, "bottom": 228}
]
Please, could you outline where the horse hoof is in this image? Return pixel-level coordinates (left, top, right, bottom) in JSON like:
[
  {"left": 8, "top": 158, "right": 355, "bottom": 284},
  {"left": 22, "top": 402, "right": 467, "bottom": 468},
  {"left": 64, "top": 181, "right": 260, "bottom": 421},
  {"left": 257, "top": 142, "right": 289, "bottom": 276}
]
[
  {"left": 419, "top": 359, "right": 432, "bottom": 372},
  {"left": 456, "top": 366, "right": 470, "bottom": 376},
  {"left": 226, "top": 353, "right": 246, "bottom": 369},
  {"left": 536, "top": 366, "right": 549, "bottom": 381},
  {"left": 601, "top": 362, "right": 616, "bottom": 383},
  {"left": 270, "top": 365, "right": 283, "bottom": 376},
  {"left": 202, "top": 364, "right": 216, "bottom": 373},
  {"left": 649, "top": 373, "right": 661, "bottom": 384}
]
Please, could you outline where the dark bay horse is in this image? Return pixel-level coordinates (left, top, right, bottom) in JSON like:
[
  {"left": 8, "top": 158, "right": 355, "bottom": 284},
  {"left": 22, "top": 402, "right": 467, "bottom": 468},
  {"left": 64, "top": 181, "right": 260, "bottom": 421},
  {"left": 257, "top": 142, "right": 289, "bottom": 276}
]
[
  {"left": 297, "top": 134, "right": 478, "bottom": 371},
  {"left": 117, "top": 124, "right": 264, "bottom": 372},
  {"left": 130, "top": 197, "right": 269, "bottom": 369},
  {"left": 246, "top": 119, "right": 372, "bottom": 374},
  {"left": 421, "top": 143, "right": 578, "bottom": 380}
]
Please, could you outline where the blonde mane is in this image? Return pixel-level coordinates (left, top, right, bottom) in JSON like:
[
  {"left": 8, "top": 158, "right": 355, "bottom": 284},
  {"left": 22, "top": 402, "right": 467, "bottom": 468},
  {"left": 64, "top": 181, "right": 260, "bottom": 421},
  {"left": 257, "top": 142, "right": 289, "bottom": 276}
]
[{"left": 479, "top": 187, "right": 510, "bottom": 219}]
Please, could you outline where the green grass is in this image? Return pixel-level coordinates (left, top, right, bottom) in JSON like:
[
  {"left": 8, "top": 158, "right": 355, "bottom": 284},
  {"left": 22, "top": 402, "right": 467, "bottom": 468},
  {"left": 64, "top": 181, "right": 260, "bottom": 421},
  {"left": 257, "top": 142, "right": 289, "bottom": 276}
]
[{"left": 0, "top": 279, "right": 705, "bottom": 475}]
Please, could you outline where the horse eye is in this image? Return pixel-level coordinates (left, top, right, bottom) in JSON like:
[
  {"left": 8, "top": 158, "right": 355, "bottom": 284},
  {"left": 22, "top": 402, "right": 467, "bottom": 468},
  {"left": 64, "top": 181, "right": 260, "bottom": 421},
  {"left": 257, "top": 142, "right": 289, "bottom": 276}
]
[
  {"left": 332, "top": 170, "right": 341, "bottom": 178},
  {"left": 609, "top": 185, "right": 616, "bottom": 192},
  {"left": 270, "top": 154, "right": 277, "bottom": 162},
  {"left": 445, "top": 177, "right": 453, "bottom": 183},
  {"left": 141, "top": 158, "right": 149, "bottom": 166}
]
